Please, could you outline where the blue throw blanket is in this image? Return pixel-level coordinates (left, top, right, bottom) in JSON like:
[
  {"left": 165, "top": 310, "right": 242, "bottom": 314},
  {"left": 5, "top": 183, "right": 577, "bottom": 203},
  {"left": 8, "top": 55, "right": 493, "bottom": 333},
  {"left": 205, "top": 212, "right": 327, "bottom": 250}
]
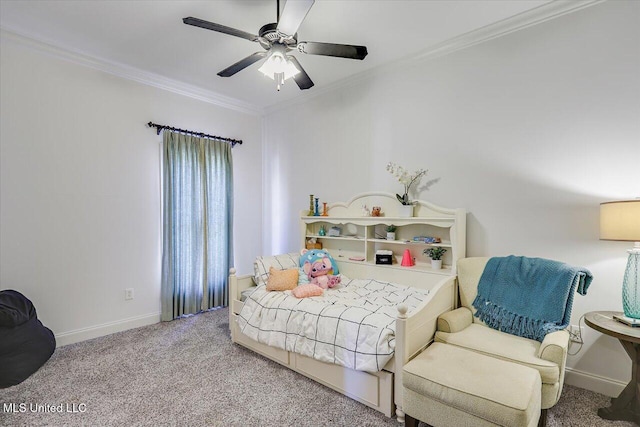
[{"left": 472, "top": 256, "right": 593, "bottom": 342}]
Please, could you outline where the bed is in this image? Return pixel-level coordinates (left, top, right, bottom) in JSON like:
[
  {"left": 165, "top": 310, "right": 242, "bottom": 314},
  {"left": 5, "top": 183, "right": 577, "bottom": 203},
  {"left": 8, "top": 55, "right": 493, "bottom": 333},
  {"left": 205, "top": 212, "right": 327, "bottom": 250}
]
[{"left": 228, "top": 193, "right": 466, "bottom": 422}]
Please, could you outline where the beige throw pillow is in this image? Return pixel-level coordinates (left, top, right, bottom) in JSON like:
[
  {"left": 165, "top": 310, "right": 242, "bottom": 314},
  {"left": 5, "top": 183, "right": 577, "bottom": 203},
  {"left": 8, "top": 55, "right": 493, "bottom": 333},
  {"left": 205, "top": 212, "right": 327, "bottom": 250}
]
[
  {"left": 266, "top": 267, "right": 299, "bottom": 291},
  {"left": 253, "top": 253, "right": 299, "bottom": 285}
]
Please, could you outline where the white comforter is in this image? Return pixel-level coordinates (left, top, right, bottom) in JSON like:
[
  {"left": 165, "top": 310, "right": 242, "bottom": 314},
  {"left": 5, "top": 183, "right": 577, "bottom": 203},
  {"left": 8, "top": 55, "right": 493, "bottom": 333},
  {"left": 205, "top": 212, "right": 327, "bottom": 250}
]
[{"left": 236, "top": 276, "right": 429, "bottom": 372}]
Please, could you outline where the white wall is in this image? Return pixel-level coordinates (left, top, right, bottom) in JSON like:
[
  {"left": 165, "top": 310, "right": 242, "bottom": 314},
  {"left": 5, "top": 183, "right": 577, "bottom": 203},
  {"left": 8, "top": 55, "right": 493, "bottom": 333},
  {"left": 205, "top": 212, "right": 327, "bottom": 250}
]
[
  {"left": 0, "top": 35, "right": 262, "bottom": 345},
  {"left": 262, "top": 1, "right": 640, "bottom": 396}
]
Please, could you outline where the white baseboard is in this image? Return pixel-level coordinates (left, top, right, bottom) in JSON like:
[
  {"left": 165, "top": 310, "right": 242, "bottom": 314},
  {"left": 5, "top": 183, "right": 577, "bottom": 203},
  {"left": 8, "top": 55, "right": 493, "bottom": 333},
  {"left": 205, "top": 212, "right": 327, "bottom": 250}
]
[
  {"left": 564, "top": 367, "right": 626, "bottom": 398},
  {"left": 54, "top": 312, "right": 161, "bottom": 347}
]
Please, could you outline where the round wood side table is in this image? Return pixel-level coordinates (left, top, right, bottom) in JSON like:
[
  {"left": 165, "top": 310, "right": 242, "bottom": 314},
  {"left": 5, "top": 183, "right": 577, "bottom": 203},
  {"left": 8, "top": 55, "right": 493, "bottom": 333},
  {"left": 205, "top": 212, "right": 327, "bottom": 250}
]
[{"left": 584, "top": 311, "right": 640, "bottom": 424}]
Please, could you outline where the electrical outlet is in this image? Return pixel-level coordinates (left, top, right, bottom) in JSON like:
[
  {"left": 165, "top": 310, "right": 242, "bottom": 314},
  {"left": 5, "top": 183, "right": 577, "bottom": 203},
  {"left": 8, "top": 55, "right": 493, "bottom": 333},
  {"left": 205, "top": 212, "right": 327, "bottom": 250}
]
[
  {"left": 125, "top": 288, "right": 134, "bottom": 300},
  {"left": 568, "top": 325, "right": 584, "bottom": 343}
]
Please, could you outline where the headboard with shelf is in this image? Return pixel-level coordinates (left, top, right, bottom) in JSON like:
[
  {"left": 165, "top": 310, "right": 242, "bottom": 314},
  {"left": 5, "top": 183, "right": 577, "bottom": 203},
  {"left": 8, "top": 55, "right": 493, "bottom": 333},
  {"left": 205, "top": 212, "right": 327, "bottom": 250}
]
[{"left": 300, "top": 192, "right": 466, "bottom": 278}]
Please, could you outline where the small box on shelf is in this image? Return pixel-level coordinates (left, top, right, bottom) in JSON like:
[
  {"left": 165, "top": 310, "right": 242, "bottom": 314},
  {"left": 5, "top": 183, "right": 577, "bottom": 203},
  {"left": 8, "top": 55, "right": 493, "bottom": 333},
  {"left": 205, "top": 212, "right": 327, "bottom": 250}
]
[
  {"left": 375, "top": 254, "right": 393, "bottom": 265},
  {"left": 376, "top": 250, "right": 393, "bottom": 265}
]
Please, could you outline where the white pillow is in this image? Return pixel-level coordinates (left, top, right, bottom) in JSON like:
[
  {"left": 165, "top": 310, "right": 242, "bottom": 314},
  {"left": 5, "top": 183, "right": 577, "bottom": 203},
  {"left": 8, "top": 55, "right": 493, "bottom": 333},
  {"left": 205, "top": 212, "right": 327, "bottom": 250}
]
[{"left": 253, "top": 253, "right": 300, "bottom": 286}]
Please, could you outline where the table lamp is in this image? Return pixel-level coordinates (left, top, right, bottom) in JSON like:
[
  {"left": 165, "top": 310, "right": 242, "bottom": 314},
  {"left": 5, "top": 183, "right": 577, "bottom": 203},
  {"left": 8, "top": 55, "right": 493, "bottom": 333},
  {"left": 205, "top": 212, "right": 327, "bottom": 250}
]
[{"left": 600, "top": 200, "right": 640, "bottom": 319}]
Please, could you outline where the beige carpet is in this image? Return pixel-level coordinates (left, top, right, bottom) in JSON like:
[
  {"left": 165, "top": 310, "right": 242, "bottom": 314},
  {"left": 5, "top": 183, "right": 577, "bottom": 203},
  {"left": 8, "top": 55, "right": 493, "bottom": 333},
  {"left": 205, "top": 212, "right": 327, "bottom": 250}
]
[{"left": 0, "top": 308, "right": 634, "bottom": 426}]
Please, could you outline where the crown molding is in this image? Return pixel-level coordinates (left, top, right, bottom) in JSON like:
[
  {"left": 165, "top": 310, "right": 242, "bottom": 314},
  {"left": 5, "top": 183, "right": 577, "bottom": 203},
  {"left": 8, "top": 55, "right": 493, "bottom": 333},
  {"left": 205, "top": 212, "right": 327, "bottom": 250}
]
[
  {"left": 0, "top": 27, "right": 263, "bottom": 116},
  {"left": 264, "top": 0, "right": 605, "bottom": 115},
  {"left": 1, "top": 0, "right": 604, "bottom": 118},
  {"left": 411, "top": 0, "right": 606, "bottom": 63}
]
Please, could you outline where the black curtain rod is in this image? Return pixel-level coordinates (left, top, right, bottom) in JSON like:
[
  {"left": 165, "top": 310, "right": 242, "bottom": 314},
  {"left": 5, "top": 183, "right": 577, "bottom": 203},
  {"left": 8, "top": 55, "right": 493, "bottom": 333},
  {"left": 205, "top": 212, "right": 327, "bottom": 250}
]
[{"left": 147, "top": 122, "right": 242, "bottom": 147}]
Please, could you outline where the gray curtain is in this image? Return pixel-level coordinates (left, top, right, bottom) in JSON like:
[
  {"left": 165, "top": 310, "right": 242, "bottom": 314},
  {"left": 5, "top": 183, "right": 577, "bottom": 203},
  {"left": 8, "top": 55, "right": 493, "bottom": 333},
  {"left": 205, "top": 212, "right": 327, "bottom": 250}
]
[{"left": 161, "top": 131, "right": 233, "bottom": 321}]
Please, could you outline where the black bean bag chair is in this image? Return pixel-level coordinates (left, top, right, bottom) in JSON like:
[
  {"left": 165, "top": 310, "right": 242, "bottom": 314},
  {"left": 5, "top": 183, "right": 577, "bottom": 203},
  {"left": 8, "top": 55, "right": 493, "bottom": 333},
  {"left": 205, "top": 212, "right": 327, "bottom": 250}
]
[{"left": 0, "top": 290, "right": 56, "bottom": 388}]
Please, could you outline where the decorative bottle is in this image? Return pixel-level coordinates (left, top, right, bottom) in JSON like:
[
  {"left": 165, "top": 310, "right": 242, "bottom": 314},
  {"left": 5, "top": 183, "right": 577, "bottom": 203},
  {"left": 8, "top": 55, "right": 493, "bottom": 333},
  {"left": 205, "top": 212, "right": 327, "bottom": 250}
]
[{"left": 308, "top": 195, "right": 314, "bottom": 216}]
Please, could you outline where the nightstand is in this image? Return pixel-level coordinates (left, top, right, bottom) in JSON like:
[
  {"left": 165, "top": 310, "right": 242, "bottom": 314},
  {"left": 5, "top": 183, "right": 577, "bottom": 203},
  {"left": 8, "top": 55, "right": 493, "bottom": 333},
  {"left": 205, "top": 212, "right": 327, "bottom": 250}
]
[{"left": 584, "top": 311, "right": 640, "bottom": 424}]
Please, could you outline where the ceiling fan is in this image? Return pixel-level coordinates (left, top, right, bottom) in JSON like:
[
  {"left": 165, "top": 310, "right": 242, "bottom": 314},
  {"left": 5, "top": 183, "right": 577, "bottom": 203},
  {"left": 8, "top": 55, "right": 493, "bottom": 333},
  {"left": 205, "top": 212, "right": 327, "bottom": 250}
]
[{"left": 183, "top": 0, "right": 368, "bottom": 91}]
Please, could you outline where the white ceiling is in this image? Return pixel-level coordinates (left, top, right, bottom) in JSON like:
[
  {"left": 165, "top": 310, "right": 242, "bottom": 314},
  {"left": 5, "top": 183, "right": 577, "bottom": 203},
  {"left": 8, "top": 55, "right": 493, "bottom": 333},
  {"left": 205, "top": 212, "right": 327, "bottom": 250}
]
[{"left": 0, "top": 0, "right": 553, "bottom": 111}]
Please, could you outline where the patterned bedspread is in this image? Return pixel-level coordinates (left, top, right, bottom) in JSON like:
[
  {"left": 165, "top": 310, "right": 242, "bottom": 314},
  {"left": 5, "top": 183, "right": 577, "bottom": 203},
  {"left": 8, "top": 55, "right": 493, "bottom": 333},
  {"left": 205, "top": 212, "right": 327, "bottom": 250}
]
[{"left": 236, "top": 276, "right": 429, "bottom": 372}]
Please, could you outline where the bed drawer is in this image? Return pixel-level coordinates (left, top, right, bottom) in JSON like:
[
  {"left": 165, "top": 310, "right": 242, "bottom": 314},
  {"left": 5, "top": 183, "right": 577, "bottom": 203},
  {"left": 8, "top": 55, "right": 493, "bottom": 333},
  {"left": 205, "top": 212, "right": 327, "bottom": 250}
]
[{"left": 292, "top": 353, "right": 394, "bottom": 416}]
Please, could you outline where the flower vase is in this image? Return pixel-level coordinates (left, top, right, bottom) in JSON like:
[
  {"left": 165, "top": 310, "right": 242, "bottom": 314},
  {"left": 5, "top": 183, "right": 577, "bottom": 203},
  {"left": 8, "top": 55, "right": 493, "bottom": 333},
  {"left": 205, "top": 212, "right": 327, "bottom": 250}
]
[
  {"left": 398, "top": 205, "right": 413, "bottom": 218},
  {"left": 431, "top": 259, "right": 442, "bottom": 270},
  {"left": 386, "top": 232, "right": 396, "bottom": 241}
]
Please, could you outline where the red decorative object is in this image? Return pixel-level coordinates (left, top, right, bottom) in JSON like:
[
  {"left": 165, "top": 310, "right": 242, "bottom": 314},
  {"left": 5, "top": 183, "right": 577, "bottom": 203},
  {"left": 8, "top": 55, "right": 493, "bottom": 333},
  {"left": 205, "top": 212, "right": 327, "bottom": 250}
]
[{"left": 401, "top": 249, "right": 414, "bottom": 267}]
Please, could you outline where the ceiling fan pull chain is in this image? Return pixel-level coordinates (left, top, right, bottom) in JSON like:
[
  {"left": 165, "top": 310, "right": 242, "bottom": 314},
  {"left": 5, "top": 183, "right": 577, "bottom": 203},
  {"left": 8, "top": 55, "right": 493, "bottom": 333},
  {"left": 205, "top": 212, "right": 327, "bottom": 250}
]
[{"left": 276, "top": 72, "right": 285, "bottom": 91}]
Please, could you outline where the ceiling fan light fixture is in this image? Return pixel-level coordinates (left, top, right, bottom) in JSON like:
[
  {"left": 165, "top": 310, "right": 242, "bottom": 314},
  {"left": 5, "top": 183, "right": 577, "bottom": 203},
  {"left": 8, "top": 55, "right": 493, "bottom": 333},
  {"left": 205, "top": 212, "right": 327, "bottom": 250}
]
[{"left": 258, "top": 50, "right": 300, "bottom": 90}]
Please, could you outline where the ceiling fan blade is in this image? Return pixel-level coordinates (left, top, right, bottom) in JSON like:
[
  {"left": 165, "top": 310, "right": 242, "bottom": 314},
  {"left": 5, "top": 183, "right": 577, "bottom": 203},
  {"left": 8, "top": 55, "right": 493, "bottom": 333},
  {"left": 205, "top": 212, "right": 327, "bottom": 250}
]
[
  {"left": 297, "top": 41, "right": 368, "bottom": 60},
  {"left": 288, "top": 56, "right": 314, "bottom": 90},
  {"left": 276, "top": 0, "right": 315, "bottom": 36},
  {"left": 217, "top": 52, "right": 267, "bottom": 77},
  {"left": 183, "top": 17, "right": 259, "bottom": 42}
]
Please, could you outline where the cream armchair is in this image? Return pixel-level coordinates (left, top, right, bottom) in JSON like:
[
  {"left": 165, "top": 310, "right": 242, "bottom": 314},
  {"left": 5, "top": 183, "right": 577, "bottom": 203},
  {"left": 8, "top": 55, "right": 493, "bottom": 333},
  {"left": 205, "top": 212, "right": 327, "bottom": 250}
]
[{"left": 435, "top": 257, "right": 570, "bottom": 412}]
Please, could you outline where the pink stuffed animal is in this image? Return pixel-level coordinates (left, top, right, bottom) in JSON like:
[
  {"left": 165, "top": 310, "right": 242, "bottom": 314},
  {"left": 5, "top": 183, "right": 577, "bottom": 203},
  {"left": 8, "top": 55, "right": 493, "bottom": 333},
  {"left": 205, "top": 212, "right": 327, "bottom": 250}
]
[{"left": 300, "top": 249, "right": 341, "bottom": 289}]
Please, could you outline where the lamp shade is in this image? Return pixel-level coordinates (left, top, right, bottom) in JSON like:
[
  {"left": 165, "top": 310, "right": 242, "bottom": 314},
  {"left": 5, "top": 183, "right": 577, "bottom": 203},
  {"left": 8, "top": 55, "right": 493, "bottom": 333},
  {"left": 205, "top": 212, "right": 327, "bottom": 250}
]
[{"left": 600, "top": 200, "right": 640, "bottom": 241}]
